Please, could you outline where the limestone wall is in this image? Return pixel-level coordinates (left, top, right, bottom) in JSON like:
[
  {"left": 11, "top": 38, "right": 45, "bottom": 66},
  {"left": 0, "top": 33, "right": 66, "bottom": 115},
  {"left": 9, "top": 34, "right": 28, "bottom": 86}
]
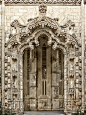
[
  {"left": 85, "top": 5, "right": 86, "bottom": 39},
  {"left": 85, "top": 5, "right": 86, "bottom": 108},
  {"left": 0, "top": 27, "right": 1, "bottom": 109},
  {"left": 0, "top": 5, "right": 1, "bottom": 110}
]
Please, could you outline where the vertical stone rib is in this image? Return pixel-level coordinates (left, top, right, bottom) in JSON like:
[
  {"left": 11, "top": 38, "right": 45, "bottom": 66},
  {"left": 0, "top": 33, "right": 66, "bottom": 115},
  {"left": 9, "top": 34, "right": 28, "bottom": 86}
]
[
  {"left": 64, "top": 53, "right": 67, "bottom": 113},
  {"left": 1, "top": 0, "right": 5, "bottom": 106},
  {"left": 20, "top": 53, "right": 23, "bottom": 113},
  {"left": 81, "top": 0, "right": 85, "bottom": 112}
]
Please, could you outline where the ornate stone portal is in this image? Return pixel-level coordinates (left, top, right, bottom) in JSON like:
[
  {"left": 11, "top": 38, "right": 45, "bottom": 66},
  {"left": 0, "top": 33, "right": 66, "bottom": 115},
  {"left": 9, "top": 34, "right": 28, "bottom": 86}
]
[
  {"left": 5, "top": 4, "right": 82, "bottom": 114},
  {"left": 23, "top": 36, "right": 64, "bottom": 111}
]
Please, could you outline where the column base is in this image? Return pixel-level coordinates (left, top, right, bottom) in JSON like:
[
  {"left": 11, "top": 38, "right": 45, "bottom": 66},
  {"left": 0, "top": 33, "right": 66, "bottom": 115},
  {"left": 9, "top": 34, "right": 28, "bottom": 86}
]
[{"left": 1, "top": 106, "right": 5, "bottom": 115}]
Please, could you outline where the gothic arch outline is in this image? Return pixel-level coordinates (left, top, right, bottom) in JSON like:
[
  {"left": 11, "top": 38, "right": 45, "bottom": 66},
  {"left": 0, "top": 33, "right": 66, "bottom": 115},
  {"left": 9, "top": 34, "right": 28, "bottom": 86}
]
[
  {"left": 18, "top": 28, "right": 67, "bottom": 54},
  {"left": 16, "top": 29, "right": 68, "bottom": 113}
]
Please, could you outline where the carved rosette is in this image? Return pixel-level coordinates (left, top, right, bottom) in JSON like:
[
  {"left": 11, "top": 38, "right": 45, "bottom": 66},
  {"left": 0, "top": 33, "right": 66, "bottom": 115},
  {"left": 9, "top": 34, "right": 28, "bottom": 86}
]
[{"left": 39, "top": 4, "right": 47, "bottom": 14}]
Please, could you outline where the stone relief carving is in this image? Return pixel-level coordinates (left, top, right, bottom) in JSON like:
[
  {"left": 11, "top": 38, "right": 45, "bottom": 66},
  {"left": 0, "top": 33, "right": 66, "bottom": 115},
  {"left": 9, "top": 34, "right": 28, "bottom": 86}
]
[
  {"left": 69, "top": 61, "right": 74, "bottom": 77},
  {"left": 4, "top": 0, "right": 81, "bottom": 5},
  {"left": 38, "top": 99, "right": 49, "bottom": 109},
  {"left": 8, "top": 14, "right": 79, "bottom": 51},
  {"left": 39, "top": 4, "right": 47, "bottom": 14},
  {"left": 52, "top": 99, "right": 59, "bottom": 109},
  {"left": 30, "top": 74, "right": 36, "bottom": 86},
  {"left": 59, "top": 99, "right": 64, "bottom": 108},
  {"left": 5, "top": 4, "right": 82, "bottom": 114},
  {"left": 53, "top": 87, "right": 59, "bottom": 99},
  {"left": 69, "top": 48, "right": 75, "bottom": 59},
  {"left": 30, "top": 99, "right": 36, "bottom": 110}
]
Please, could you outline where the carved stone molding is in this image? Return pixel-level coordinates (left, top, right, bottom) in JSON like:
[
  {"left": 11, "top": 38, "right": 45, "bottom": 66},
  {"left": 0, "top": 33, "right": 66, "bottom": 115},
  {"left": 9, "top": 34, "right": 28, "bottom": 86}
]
[
  {"left": 4, "top": 0, "right": 81, "bottom": 5},
  {"left": 11, "top": 20, "right": 26, "bottom": 28},
  {"left": 8, "top": 15, "right": 79, "bottom": 51}
]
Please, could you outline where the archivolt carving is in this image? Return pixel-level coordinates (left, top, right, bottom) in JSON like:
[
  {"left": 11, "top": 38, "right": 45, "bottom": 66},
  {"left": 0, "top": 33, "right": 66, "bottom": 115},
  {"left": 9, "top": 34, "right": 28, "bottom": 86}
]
[
  {"left": 7, "top": 15, "right": 79, "bottom": 51},
  {"left": 16, "top": 27, "right": 69, "bottom": 53},
  {"left": 27, "top": 16, "right": 59, "bottom": 29},
  {"left": 19, "top": 40, "right": 67, "bottom": 55}
]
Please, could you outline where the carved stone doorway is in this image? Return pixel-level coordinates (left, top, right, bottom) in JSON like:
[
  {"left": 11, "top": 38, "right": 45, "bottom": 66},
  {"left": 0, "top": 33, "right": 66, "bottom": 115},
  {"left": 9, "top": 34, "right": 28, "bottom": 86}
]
[{"left": 23, "top": 35, "right": 64, "bottom": 111}]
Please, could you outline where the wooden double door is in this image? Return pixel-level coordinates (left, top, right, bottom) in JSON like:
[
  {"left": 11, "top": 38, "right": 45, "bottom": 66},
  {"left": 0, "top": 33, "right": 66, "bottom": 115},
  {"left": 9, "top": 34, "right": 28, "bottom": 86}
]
[{"left": 23, "top": 36, "right": 64, "bottom": 111}]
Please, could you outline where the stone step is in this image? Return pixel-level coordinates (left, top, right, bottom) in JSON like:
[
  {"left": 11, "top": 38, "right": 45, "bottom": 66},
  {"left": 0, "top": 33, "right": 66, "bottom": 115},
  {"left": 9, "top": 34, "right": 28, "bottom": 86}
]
[{"left": 24, "top": 111, "right": 64, "bottom": 115}]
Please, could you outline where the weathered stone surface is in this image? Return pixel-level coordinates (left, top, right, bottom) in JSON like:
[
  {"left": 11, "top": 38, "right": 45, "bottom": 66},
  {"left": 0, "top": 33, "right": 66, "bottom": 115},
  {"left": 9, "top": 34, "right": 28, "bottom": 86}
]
[{"left": 0, "top": 0, "right": 86, "bottom": 115}]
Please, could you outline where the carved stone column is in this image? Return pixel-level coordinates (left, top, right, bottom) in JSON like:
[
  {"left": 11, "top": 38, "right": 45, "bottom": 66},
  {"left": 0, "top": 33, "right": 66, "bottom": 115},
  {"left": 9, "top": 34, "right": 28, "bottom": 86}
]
[
  {"left": 1, "top": 0, "right": 5, "bottom": 113},
  {"left": 23, "top": 50, "right": 28, "bottom": 97},
  {"left": 30, "top": 50, "right": 32, "bottom": 59},
  {"left": 81, "top": 0, "right": 85, "bottom": 113},
  {"left": 64, "top": 53, "right": 68, "bottom": 114},
  {"left": 18, "top": 52, "right": 24, "bottom": 114}
]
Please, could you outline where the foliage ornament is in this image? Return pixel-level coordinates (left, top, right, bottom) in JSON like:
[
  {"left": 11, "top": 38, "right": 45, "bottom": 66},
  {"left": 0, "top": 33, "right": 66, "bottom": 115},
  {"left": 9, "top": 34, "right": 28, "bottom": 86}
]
[{"left": 8, "top": 5, "right": 79, "bottom": 50}]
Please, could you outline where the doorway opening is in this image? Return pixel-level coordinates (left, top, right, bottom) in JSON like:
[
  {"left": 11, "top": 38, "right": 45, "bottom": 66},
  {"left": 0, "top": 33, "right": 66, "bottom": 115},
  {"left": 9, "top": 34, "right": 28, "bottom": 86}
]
[{"left": 23, "top": 35, "right": 64, "bottom": 111}]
